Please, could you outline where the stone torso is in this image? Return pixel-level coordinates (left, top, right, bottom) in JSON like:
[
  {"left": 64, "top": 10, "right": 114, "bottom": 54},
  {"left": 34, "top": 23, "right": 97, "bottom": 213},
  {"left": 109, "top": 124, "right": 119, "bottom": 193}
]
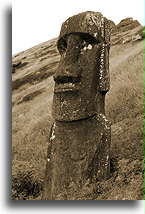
[{"left": 42, "top": 114, "right": 110, "bottom": 199}]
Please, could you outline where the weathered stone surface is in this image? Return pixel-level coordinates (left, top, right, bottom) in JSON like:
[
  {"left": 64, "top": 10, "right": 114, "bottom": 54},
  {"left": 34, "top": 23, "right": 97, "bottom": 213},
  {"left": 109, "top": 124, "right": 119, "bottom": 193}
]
[
  {"left": 42, "top": 11, "right": 111, "bottom": 200},
  {"left": 116, "top": 18, "right": 141, "bottom": 31},
  {"left": 42, "top": 114, "right": 111, "bottom": 199},
  {"left": 110, "top": 17, "right": 143, "bottom": 45},
  {"left": 108, "top": 20, "right": 117, "bottom": 35},
  {"left": 53, "top": 11, "right": 110, "bottom": 121},
  {"left": 58, "top": 11, "right": 110, "bottom": 44}
]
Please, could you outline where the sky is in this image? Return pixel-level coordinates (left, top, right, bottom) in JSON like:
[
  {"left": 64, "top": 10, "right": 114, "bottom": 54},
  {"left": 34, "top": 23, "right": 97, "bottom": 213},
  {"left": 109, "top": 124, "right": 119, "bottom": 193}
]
[{"left": 12, "top": 0, "right": 144, "bottom": 55}]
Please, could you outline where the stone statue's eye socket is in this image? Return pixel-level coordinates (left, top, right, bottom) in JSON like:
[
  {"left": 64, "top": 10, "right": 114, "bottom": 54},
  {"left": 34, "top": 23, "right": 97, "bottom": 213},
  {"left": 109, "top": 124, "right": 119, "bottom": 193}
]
[
  {"left": 57, "top": 39, "right": 67, "bottom": 54},
  {"left": 81, "top": 34, "right": 99, "bottom": 46}
]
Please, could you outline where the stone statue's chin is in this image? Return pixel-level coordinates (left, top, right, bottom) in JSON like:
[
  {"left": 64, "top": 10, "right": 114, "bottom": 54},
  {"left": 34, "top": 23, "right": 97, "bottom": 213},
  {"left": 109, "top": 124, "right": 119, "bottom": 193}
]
[{"left": 52, "top": 91, "right": 97, "bottom": 122}]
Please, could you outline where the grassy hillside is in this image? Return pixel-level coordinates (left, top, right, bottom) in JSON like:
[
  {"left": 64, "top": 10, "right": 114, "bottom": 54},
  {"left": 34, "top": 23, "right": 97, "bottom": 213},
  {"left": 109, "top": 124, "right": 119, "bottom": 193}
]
[{"left": 12, "top": 19, "right": 144, "bottom": 200}]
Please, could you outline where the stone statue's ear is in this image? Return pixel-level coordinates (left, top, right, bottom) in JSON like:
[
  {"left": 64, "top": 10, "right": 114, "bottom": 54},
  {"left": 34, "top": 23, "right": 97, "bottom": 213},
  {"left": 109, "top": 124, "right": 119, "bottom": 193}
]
[
  {"left": 98, "top": 16, "right": 110, "bottom": 93},
  {"left": 99, "top": 43, "right": 110, "bottom": 93}
]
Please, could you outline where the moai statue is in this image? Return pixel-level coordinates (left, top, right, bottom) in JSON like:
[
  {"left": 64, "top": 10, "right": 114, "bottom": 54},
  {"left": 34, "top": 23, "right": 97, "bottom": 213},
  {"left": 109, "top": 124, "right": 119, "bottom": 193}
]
[{"left": 42, "top": 11, "right": 111, "bottom": 200}]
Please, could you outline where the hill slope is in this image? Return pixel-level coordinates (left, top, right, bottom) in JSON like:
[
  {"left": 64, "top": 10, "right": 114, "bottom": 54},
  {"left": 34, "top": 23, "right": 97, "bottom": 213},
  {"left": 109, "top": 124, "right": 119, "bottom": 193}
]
[{"left": 12, "top": 18, "right": 144, "bottom": 200}]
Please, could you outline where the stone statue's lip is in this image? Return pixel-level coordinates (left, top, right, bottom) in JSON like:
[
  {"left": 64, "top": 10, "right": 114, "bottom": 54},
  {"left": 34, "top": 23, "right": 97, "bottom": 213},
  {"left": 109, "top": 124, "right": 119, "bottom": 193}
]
[{"left": 54, "top": 83, "right": 80, "bottom": 93}]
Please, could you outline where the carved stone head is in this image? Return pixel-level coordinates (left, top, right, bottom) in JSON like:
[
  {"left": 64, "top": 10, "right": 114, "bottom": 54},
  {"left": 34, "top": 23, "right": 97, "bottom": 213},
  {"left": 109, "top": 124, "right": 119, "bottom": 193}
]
[{"left": 52, "top": 11, "right": 110, "bottom": 121}]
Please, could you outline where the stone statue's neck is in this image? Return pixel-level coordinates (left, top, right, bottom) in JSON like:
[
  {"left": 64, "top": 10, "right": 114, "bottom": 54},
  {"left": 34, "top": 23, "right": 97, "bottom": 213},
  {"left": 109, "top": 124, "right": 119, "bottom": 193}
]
[{"left": 55, "top": 113, "right": 98, "bottom": 124}]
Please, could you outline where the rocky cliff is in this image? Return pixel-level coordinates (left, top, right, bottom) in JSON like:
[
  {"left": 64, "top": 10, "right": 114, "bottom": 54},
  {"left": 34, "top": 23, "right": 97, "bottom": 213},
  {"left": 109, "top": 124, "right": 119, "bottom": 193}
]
[{"left": 12, "top": 18, "right": 144, "bottom": 200}]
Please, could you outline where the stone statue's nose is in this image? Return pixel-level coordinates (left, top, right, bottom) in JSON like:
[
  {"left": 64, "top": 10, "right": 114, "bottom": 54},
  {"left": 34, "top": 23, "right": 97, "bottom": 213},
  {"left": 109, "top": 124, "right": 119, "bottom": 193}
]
[
  {"left": 54, "top": 34, "right": 82, "bottom": 84},
  {"left": 53, "top": 68, "right": 81, "bottom": 84}
]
